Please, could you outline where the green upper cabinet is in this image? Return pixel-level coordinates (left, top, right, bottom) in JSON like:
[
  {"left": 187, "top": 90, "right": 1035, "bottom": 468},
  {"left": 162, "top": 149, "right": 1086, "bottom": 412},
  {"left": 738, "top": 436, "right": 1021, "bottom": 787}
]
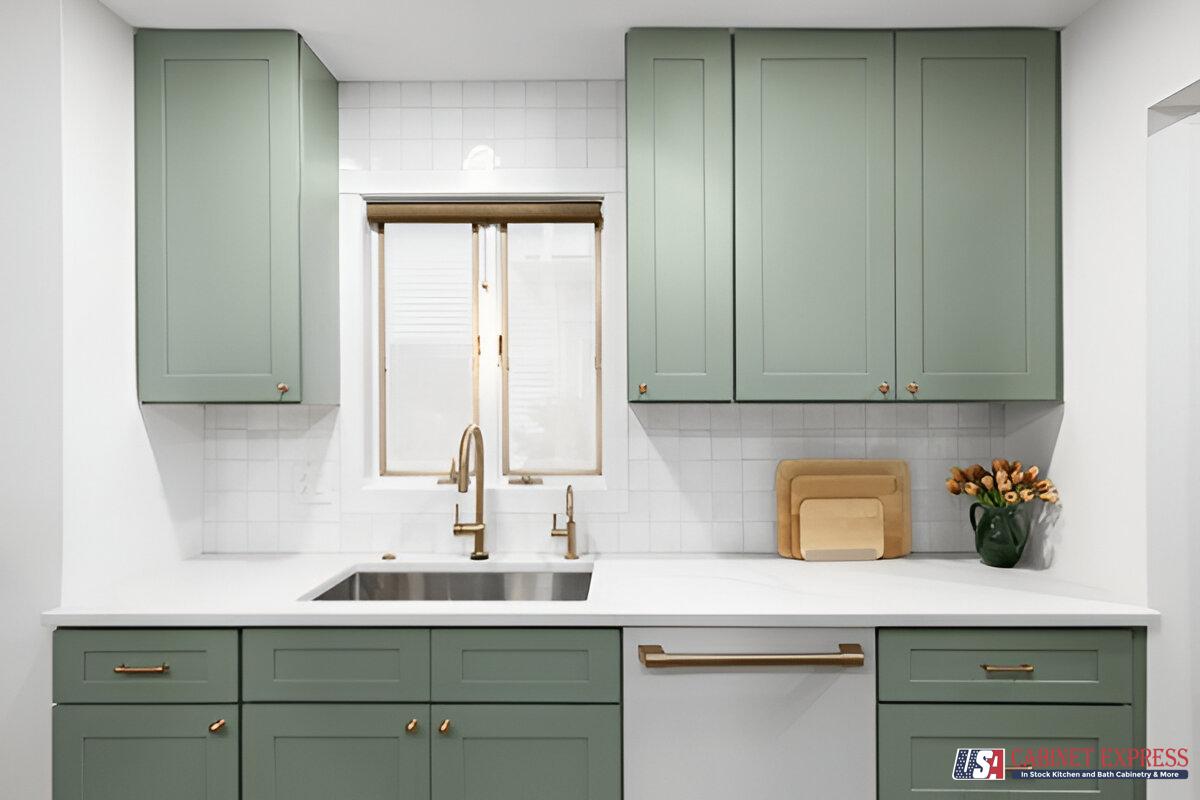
[
  {"left": 626, "top": 29, "right": 734, "bottom": 402},
  {"left": 136, "top": 30, "right": 338, "bottom": 403},
  {"left": 734, "top": 30, "right": 896, "bottom": 401},
  {"left": 895, "top": 29, "right": 1060, "bottom": 401}
]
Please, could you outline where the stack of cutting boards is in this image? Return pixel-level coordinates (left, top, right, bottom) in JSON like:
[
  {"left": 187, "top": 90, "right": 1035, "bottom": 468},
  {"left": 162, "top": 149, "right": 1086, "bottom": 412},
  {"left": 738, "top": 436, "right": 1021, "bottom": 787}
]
[{"left": 775, "top": 459, "right": 911, "bottom": 561}]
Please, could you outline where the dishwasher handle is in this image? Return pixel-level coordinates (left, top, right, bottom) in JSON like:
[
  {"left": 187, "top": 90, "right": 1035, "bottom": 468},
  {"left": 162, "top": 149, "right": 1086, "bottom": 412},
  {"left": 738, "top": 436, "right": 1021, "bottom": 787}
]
[{"left": 638, "top": 642, "right": 865, "bottom": 669}]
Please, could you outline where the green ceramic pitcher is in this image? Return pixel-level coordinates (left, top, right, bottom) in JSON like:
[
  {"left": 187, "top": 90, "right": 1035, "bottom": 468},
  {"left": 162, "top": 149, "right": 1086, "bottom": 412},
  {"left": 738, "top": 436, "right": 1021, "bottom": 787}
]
[{"left": 969, "top": 502, "right": 1032, "bottom": 568}]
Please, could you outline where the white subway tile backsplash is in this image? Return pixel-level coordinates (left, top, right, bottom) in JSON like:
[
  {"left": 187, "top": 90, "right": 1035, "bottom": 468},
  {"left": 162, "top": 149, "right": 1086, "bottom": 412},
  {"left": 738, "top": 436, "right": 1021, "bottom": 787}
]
[
  {"left": 554, "top": 137, "right": 585, "bottom": 167},
  {"left": 587, "top": 107, "right": 617, "bottom": 137},
  {"left": 369, "top": 81, "right": 403, "bottom": 107},
  {"left": 524, "top": 138, "right": 556, "bottom": 167},
  {"left": 401, "top": 140, "right": 433, "bottom": 170},
  {"left": 338, "top": 140, "right": 370, "bottom": 171},
  {"left": 555, "top": 108, "right": 587, "bottom": 138},
  {"left": 586, "top": 138, "right": 617, "bottom": 168},
  {"left": 525, "top": 80, "right": 556, "bottom": 107},
  {"left": 432, "top": 139, "right": 462, "bottom": 170},
  {"left": 462, "top": 81, "right": 494, "bottom": 107},
  {"left": 462, "top": 107, "right": 494, "bottom": 138},
  {"left": 556, "top": 80, "right": 587, "bottom": 107},
  {"left": 494, "top": 139, "right": 525, "bottom": 168},
  {"left": 431, "top": 81, "right": 462, "bottom": 107},
  {"left": 338, "top": 81, "right": 370, "bottom": 108},
  {"left": 369, "top": 108, "right": 404, "bottom": 139},
  {"left": 431, "top": 108, "right": 463, "bottom": 139},
  {"left": 339, "top": 108, "right": 370, "bottom": 140},
  {"left": 494, "top": 81, "right": 525, "bottom": 107},
  {"left": 587, "top": 80, "right": 617, "bottom": 108},
  {"left": 493, "top": 108, "right": 525, "bottom": 138},
  {"left": 400, "top": 81, "right": 431, "bottom": 107},
  {"left": 524, "top": 108, "right": 556, "bottom": 138}
]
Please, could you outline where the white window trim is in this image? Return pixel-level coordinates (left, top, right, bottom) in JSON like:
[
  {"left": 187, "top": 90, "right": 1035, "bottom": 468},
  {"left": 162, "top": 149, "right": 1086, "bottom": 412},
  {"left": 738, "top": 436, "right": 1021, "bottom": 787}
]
[{"left": 337, "top": 176, "right": 628, "bottom": 516}]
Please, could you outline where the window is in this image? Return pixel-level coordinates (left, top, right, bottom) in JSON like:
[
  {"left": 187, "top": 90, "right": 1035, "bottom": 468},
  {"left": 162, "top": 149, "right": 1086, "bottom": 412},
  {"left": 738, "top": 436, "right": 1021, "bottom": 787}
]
[{"left": 372, "top": 202, "right": 602, "bottom": 479}]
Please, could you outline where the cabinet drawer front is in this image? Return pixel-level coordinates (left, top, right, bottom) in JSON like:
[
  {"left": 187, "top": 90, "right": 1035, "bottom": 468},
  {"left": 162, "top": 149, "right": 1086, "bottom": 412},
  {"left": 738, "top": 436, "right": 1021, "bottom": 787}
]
[
  {"left": 878, "top": 704, "right": 1135, "bottom": 799},
  {"left": 53, "top": 704, "right": 238, "bottom": 800},
  {"left": 53, "top": 629, "right": 238, "bottom": 703},
  {"left": 431, "top": 704, "right": 621, "bottom": 800},
  {"left": 243, "top": 704, "right": 430, "bottom": 800},
  {"left": 243, "top": 629, "right": 430, "bottom": 701},
  {"left": 432, "top": 629, "right": 619, "bottom": 702},
  {"left": 878, "top": 628, "right": 1133, "bottom": 703}
]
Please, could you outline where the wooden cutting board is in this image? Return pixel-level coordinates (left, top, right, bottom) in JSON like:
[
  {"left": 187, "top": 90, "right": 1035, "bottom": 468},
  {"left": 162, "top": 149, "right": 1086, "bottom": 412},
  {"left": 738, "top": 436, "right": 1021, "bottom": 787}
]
[{"left": 775, "top": 459, "right": 911, "bottom": 560}]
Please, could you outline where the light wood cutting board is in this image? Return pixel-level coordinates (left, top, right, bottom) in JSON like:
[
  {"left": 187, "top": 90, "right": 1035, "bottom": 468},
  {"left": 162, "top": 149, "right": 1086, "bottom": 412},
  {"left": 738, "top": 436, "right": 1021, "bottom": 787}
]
[{"left": 775, "top": 459, "right": 911, "bottom": 560}]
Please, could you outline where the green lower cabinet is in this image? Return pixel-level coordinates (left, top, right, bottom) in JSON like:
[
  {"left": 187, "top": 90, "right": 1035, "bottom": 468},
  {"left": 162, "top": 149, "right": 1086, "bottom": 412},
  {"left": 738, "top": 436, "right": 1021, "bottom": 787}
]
[
  {"left": 878, "top": 704, "right": 1136, "bottom": 799},
  {"left": 53, "top": 704, "right": 238, "bottom": 800},
  {"left": 242, "top": 704, "right": 430, "bottom": 800},
  {"left": 431, "top": 704, "right": 621, "bottom": 800}
]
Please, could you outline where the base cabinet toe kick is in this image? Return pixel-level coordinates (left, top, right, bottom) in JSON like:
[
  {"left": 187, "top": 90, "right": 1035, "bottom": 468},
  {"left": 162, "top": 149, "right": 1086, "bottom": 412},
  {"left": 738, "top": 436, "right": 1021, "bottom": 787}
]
[{"left": 50, "top": 626, "right": 1145, "bottom": 800}]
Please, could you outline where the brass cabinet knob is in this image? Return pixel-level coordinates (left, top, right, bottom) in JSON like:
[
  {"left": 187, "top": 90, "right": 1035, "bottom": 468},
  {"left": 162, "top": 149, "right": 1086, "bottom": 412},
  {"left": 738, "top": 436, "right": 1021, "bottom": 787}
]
[
  {"left": 276, "top": 382, "right": 290, "bottom": 394},
  {"left": 905, "top": 381, "right": 919, "bottom": 395},
  {"left": 638, "top": 383, "right": 648, "bottom": 395},
  {"left": 405, "top": 719, "right": 419, "bottom": 733},
  {"left": 438, "top": 719, "right": 452, "bottom": 734},
  {"left": 877, "top": 381, "right": 890, "bottom": 395},
  {"left": 208, "top": 719, "right": 226, "bottom": 734}
]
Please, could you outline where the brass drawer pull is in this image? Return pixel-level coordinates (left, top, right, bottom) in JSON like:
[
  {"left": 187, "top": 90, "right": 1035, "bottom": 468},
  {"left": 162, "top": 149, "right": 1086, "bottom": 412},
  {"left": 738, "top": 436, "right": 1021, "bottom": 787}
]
[
  {"left": 638, "top": 643, "right": 864, "bottom": 669},
  {"left": 980, "top": 663, "right": 1035, "bottom": 673},
  {"left": 438, "top": 719, "right": 452, "bottom": 734},
  {"left": 405, "top": 719, "right": 419, "bottom": 733},
  {"left": 208, "top": 719, "right": 226, "bottom": 733},
  {"left": 113, "top": 662, "right": 170, "bottom": 675}
]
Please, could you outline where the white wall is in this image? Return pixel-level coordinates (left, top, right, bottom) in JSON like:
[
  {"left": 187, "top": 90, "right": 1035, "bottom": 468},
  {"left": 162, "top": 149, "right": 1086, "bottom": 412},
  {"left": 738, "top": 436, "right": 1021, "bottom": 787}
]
[
  {"left": 1059, "top": 0, "right": 1200, "bottom": 603},
  {"left": 0, "top": 2, "right": 63, "bottom": 797},
  {"left": 1062, "top": 0, "right": 1200, "bottom": 785},
  {"left": 1147, "top": 114, "right": 1200, "bottom": 789},
  {"left": 59, "top": 0, "right": 205, "bottom": 605}
]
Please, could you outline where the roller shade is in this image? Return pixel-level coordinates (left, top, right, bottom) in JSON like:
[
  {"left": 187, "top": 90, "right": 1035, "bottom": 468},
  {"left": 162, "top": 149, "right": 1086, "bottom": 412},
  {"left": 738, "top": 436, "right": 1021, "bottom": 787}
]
[{"left": 367, "top": 201, "right": 602, "bottom": 226}]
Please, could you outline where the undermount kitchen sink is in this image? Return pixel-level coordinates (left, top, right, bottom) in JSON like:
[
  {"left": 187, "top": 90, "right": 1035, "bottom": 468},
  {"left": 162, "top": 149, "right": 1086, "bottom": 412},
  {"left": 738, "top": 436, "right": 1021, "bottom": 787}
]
[{"left": 311, "top": 569, "right": 592, "bottom": 602}]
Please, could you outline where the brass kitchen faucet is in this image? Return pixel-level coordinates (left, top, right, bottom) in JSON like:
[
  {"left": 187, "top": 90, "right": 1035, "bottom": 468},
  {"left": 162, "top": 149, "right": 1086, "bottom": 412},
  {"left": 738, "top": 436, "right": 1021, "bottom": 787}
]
[
  {"left": 550, "top": 484, "right": 579, "bottom": 560},
  {"left": 451, "top": 423, "right": 489, "bottom": 560}
]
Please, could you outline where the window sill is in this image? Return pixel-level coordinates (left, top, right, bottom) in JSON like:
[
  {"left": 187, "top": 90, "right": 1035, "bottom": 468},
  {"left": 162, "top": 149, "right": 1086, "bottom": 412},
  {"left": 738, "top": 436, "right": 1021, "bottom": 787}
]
[{"left": 356, "top": 473, "right": 624, "bottom": 514}]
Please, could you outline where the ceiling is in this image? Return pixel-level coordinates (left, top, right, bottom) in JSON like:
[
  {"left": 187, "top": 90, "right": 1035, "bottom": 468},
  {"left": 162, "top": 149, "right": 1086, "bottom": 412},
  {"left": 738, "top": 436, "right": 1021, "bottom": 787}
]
[{"left": 101, "top": 0, "right": 1100, "bottom": 81}]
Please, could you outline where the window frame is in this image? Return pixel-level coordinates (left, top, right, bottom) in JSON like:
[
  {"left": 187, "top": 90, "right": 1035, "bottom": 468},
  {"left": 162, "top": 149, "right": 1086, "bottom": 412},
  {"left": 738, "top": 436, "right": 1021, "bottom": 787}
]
[
  {"left": 498, "top": 222, "right": 604, "bottom": 478},
  {"left": 373, "top": 204, "right": 603, "bottom": 480}
]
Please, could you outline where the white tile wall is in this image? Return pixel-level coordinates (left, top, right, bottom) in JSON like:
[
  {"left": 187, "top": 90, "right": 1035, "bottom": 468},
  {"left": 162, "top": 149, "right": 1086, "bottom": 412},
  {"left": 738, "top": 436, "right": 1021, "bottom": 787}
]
[
  {"left": 202, "top": 402, "right": 1006, "bottom": 555},
  {"left": 338, "top": 79, "right": 625, "bottom": 171},
  {"left": 218, "top": 75, "right": 1009, "bottom": 557}
]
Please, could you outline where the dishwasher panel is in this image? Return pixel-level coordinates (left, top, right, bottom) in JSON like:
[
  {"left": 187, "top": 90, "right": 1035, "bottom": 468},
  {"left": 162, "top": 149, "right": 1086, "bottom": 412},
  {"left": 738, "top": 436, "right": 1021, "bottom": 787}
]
[{"left": 623, "top": 627, "right": 876, "bottom": 800}]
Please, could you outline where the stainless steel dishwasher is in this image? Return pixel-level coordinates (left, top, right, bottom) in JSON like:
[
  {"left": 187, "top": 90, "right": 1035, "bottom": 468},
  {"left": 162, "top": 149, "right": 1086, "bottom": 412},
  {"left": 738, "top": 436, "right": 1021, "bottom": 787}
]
[{"left": 623, "top": 627, "right": 876, "bottom": 799}]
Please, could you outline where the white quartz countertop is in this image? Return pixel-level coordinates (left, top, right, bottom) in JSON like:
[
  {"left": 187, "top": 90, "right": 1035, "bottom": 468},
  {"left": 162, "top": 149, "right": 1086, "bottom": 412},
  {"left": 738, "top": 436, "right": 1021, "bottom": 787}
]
[{"left": 42, "top": 553, "right": 1156, "bottom": 628}]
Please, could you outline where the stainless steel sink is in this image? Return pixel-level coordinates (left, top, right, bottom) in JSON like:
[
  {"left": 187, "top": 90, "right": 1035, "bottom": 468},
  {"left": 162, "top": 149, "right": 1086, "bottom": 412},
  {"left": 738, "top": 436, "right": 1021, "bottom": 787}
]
[{"left": 311, "top": 570, "right": 592, "bottom": 601}]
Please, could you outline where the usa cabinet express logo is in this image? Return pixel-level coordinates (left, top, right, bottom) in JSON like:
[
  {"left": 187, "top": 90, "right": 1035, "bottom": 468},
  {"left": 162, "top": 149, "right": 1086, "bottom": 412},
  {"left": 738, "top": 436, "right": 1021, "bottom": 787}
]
[{"left": 953, "top": 747, "right": 1190, "bottom": 781}]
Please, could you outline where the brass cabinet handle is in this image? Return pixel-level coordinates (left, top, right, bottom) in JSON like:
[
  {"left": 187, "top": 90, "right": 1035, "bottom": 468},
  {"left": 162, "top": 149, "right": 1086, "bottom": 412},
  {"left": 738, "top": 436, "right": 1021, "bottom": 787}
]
[
  {"left": 277, "top": 382, "right": 290, "bottom": 394},
  {"left": 638, "top": 643, "right": 864, "bottom": 669},
  {"left": 877, "top": 381, "right": 890, "bottom": 395},
  {"left": 905, "top": 381, "right": 919, "bottom": 395},
  {"left": 405, "top": 719, "right": 419, "bottom": 733},
  {"left": 980, "top": 663, "right": 1035, "bottom": 673},
  {"left": 638, "top": 383, "right": 648, "bottom": 395},
  {"left": 438, "top": 719, "right": 452, "bottom": 734},
  {"left": 113, "top": 663, "right": 169, "bottom": 674},
  {"left": 208, "top": 719, "right": 226, "bottom": 733}
]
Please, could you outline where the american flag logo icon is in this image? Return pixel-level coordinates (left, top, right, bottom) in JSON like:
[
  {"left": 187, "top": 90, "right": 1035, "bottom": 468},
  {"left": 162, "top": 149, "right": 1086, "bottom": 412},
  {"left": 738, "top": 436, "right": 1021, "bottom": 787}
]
[{"left": 952, "top": 748, "right": 1006, "bottom": 780}]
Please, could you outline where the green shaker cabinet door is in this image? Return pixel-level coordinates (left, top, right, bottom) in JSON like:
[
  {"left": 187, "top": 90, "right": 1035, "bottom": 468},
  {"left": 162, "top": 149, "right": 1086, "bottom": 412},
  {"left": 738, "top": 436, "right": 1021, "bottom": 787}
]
[
  {"left": 895, "top": 30, "right": 1060, "bottom": 401},
  {"left": 626, "top": 29, "right": 734, "bottom": 401},
  {"left": 431, "top": 704, "right": 620, "bottom": 800},
  {"left": 879, "top": 704, "right": 1135, "bottom": 799},
  {"left": 54, "top": 704, "right": 238, "bottom": 800},
  {"left": 734, "top": 30, "right": 896, "bottom": 400},
  {"left": 243, "top": 704, "right": 430, "bottom": 800},
  {"left": 136, "top": 30, "right": 301, "bottom": 402}
]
